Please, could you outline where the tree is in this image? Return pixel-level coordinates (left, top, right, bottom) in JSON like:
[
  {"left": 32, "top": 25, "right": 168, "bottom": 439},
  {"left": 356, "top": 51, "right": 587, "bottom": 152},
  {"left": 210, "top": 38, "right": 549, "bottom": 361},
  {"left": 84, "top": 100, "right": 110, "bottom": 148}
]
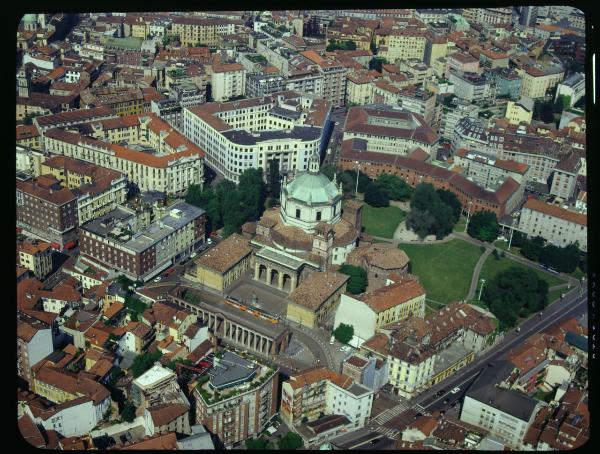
[
  {"left": 238, "top": 167, "right": 267, "bottom": 222},
  {"left": 278, "top": 432, "right": 304, "bottom": 450},
  {"left": 246, "top": 438, "right": 269, "bottom": 449},
  {"left": 554, "top": 94, "right": 568, "bottom": 113},
  {"left": 364, "top": 182, "right": 389, "bottom": 207},
  {"left": 338, "top": 264, "right": 368, "bottom": 294},
  {"left": 121, "top": 401, "right": 136, "bottom": 422},
  {"left": 376, "top": 174, "right": 413, "bottom": 201},
  {"left": 131, "top": 351, "right": 163, "bottom": 378},
  {"left": 368, "top": 56, "right": 388, "bottom": 73},
  {"left": 436, "top": 189, "right": 461, "bottom": 223},
  {"left": 267, "top": 159, "right": 282, "bottom": 200},
  {"left": 539, "top": 242, "right": 580, "bottom": 273},
  {"left": 521, "top": 236, "right": 545, "bottom": 261},
  {"left": 333, "top": 323, "right": 354, "bottom": 344},
  {"left": 482, "top": 266, "right": 549, "bottom": 330},
  {"left": 370, "top": 40, "right": 377, "bottom": 55},
  {"left": 467, "top": 210, "right": 499, "bottom": 242},
  {"left": 320, "top": 164, "right": 338, "bottom": 182},
  {"left": 344, "top": 169, "right": 371, "bottom": 193},
  {"left": 407, "top": 183, "right": 457, "bottom": 239}
]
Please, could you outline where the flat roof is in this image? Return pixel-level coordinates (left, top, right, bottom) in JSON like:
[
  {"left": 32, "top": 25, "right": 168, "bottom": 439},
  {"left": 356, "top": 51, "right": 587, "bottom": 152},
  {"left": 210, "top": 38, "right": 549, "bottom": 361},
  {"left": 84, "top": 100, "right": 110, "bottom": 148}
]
[
  {"left": 209, "top": 351, "right": 258, "bottom": 390},
  {"left": 133, "top": 363, "right": 175, "bottom": 389},
  {"left": 221, "top": 125, "right": 321, "bottom": 145},
  {"left": 82, "top": 202, "right": 205, "bottom": 253}
]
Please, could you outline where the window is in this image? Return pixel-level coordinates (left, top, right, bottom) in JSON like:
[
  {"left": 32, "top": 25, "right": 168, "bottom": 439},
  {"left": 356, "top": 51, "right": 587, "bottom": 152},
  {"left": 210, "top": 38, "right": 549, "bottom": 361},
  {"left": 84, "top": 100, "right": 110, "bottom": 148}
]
[{"left": 316, "top": 211, "right": 322, "bottom": 221}]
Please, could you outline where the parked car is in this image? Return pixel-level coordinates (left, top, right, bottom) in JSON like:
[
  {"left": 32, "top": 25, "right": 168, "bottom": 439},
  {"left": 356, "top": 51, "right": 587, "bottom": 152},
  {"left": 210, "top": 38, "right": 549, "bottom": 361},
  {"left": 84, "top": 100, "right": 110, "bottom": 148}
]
[
  {"left": 190, "top": 252, "right": 197, "bottom": 258},
  {"left": 207, "top": 238, "right": 213, "bottom": 245},
  {"left": 451, "top": 387, "right": 460, "bottom": 394},
  {"left": 153, "top": 276, "right": 162, "bottom": 282}
]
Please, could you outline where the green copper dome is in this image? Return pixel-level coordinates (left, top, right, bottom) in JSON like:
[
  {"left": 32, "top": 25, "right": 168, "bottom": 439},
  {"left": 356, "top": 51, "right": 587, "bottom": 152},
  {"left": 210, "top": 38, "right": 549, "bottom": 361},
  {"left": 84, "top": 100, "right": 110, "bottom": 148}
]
[{"left": 284, "top": 171, "right": 341, "bottom": 205}]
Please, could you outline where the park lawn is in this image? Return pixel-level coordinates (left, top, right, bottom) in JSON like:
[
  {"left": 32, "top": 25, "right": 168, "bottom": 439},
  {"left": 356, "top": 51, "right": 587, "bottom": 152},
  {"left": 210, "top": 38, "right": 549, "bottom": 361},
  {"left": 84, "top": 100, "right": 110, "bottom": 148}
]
[
  {"left": 548, "top": 288, "right": 565, "bottom": 304},
  {"left": 480, "top": 255, "right": 566, "bottom": 288},
  {"left": 401, "top": 239, "right": 483, "bottom": 303},
  {"left": 361, "top": 204, "right": 406, "bottom": 239}
]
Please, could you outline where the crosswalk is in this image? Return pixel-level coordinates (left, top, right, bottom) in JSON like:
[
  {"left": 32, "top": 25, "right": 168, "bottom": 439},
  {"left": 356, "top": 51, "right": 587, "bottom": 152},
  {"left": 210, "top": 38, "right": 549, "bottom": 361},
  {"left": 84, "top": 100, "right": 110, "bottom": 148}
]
[
  {"left": 372, "top": 400, "right": 411, "bottom": 425},
  {"left": 374, "top": 426, "right": 401, "bottom": 439}
]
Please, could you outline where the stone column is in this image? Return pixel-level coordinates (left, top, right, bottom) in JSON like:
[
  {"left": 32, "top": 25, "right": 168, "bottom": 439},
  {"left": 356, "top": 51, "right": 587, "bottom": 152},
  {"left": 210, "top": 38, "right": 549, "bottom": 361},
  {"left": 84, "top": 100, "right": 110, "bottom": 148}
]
[
  {"left": 278, "top": 272, "right": 284, "bottom": 290},
  {"left": 254, "top": 263, "right": 260, "bottom": 280},
  {"left": 290, "top": 275, "right": 298, "bottom": 292},
  {"left": 266, "top": 267, "right": 272, "bottom": 286}
]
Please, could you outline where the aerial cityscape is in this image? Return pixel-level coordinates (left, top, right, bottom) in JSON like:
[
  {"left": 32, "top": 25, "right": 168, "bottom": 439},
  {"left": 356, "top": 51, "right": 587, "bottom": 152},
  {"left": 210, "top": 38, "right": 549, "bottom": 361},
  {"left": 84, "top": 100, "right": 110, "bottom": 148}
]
[{"left": 16, "top": 7, "right": 589, "bottom": 450}]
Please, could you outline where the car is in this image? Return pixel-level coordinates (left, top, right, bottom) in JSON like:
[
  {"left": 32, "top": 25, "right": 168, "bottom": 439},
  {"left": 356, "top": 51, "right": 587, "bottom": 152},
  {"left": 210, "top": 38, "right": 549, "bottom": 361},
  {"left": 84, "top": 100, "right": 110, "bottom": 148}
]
[
  {"left": 438, "top": 389, "right": 445, "bottom": 396},
  {"left": 190, "top": 252, "right": 197, "bottom": 258},
  {"left": 451, "top": 387, "right": 460, "bottom": 394},
  {"left": 207, "top": 238, "right": 213, "bottom": 245},
  {"left": 330, "top": 337, "right": 335, "bottom": 345},
  {"left": 153, "top": 276, "right": 161, "bottom": 282},
  {"left": 443, "top": 398, "right": 449, "bottom": 405},
  {"left": 339, "top": 347, "right": 345, "bottom": 352}
]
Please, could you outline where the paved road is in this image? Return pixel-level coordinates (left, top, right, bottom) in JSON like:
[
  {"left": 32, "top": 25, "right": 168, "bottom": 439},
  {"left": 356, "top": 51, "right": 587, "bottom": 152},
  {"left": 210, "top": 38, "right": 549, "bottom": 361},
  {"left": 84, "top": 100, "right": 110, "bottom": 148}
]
[
  {"left": 354, "top": 284, "right": 588, "bottom": 441},
  {"left": 467, "top": 246, "right": 492, "bottom": 300}
]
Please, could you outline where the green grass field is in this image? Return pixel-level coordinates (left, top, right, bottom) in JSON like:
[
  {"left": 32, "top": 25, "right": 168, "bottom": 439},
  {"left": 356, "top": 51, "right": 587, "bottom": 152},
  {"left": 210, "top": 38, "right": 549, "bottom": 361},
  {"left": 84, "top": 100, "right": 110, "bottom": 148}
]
[
  {"left": 480, "top": 255, "right": 566, "bottom": 288},
  {"left": 453, "top": 217, "right": 467, "bottom": 233},
  {"left": 361, "top": 204, "right": 406, "bottom": 239},
  {"left": 401, "top": 239, "right": 483, "bottom": 303}
]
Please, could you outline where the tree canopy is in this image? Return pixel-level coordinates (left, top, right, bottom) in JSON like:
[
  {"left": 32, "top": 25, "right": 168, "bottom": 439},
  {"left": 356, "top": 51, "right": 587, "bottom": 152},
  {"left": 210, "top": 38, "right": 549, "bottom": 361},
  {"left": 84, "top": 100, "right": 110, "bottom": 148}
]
[
  {"left": 278, "top": 432, "right": 304, "bottom": 450},
  {"left": 436, "top": 189, "right": 461, "bottom": 223},
  {"left": 368, "top": 56, "right": 389, "bottom": 73},
  {"left": 333, "top": 323, "right": 354, "bottom": 344},
  {"left": 406, "top": 183, "right": 457, "bottom": 239},
  {"left": 376, "top": 174, "right": 413, "bottom": 201},
  {"left": 338, "top": 264, "right": 368, "bottom": 294},
  {"left": 326, "top": 39, "right": 357, "bottom": 51},
  {"left": 185, "top": 168, "right": 267, "bottom": 236},
  {"left": 467, "top": 210, "right": 499, "bottom": 242},
  {"left": 364, "top": 182, "right": 390, "bottom": 207},
  {"left": 482, "top": 266, "right": 549, "bottom": 329}
]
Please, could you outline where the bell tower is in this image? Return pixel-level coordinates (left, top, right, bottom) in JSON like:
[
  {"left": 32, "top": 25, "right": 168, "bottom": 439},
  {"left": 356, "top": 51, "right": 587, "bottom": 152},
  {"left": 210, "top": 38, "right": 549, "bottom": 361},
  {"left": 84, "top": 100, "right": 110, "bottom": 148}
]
[{"left": 308, "top": 151, "right": 320, "bottom": 173}]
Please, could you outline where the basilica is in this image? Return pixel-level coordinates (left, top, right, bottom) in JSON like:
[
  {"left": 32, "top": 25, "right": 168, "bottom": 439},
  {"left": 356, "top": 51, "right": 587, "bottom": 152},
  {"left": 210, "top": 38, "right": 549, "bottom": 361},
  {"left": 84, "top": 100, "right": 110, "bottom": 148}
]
[{"left": 246, "top": 153, "right": 363, "bottom": 293}]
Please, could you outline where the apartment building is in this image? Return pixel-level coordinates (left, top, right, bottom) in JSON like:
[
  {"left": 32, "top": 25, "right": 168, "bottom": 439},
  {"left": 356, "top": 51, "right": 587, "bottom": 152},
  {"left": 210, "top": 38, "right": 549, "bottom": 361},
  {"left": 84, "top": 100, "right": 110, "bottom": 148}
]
[
  {"left": 461, "top": 364, "right": 542, "bottom": 449},
  {"left": 440, "top": 99, "right": 479, "bottom": 140},
  {"left": 340, "top": 139, "right": 522, "bottom": 219},
  {"left": 361, "top": 302, "right": 496, "bottom": 398},
  {"left": 17, "top": 319, "right": 54, "bottom": 383},
  {"left": 519, "top": 64, "right": 565, "bottom": 99},
  {"left": 446, "top": 52, "right": 480, "bottom": 77},
  {"left": 33, "top": 106, "right": 118, "bottom": 135},
  {"left": 346, "top": 71, "right": 379, "bottom": 106},
  {"left": 17, "top": 240, "right": 53, "bottom": 280},
  {"left": 39, "top": 155, "right": 128, "bottom": 225},
  {"left": 452, "top": 148, "right": 530, "bottom": 189},
  {"left": 464, "top": 7, "right": 514, "bottom": 25},
  {"left": 170, "top": 16, "right": 237, "bottom": 47},
  {"left": 518, "top": 198, "right": 587, "bottom": 252},
  {"left": 397, "top": 87, "right": 437, "bottom": 125},
  {"left": 280, "top": 367, "right": 374, "bottom": 430},
  {"left": 246, "top": 73, "right": 287, "bottom": 98},
  {"left": 42, "top": 113, "right": 205, "bottom": 195},
  {"left": 183, "top": 91, "right": 331, "bottom": 182},
  {"left": 17, "top": 177, "right": 79, "bottom": 247},
  {"left": 448, "top": 71, "right": 492, "bottom": 103},
  {"left": 211, "top": 53, "right": 247, "bottom": 102},
  {"left": 452, "top": 117, "right": 566, "bottom": 184},
  {"left": 505, "top": 97, "right": 534, "bottom": 125},
  {"left": 549, "top": 152, "right": 582, "bottom": 201},
  {"left": 378, "top": 29, "right": 428, "bottom": 64},
  {"left": 488, "top": 68, "right": 522, "bottom": 99},
  {"left": 423, "top": 33, "right": 448, "bottom": 66},
  {"left": 555, "top": 72, "right": 585, "bottom": 108},
  {"left": 79, "top": 202, "right": 206, "bottom": 281},
  {"left": 333, "top": 276, "right": 426, "bottom": 347},
  {"left": 193, "top": 351, "right": 279, "bottom": 448},
  {"left": 299, "top": 51, "right": 347, "bottom": 108},
  {"left": 342, "top": 105, "right": 439, "bottom": 157},
  {"left": 285, "top": 70, "right": 325, "bottom": 99}
]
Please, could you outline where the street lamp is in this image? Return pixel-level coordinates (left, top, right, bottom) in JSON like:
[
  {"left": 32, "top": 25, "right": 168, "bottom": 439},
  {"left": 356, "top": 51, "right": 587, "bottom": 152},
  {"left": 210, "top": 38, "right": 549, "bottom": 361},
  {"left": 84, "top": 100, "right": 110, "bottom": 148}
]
[
  {"left": 507, "top": 211, "right": 520, "bottom": 250},
  {"left": 478, "top": 278, "right": 486, "bottom": 301},
  {"left": 465, "top": 201, "right": 473, "bottom": 233},
  {"left": 355, "top": 161, "right": 361, "bottom": 194}
]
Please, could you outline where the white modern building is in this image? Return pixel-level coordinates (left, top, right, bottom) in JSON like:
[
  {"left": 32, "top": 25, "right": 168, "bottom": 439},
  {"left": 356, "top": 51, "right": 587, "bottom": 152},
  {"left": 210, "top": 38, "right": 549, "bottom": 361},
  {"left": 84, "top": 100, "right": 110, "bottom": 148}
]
[
  {"left": 183, "top": 91, "right": 332, "bottom": 182},
  {"left": 555, "top": 72, "right": 585, "bottom": 108},
  {"left": 518, "top": 198, "right": 587, "bottom": 252}
]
